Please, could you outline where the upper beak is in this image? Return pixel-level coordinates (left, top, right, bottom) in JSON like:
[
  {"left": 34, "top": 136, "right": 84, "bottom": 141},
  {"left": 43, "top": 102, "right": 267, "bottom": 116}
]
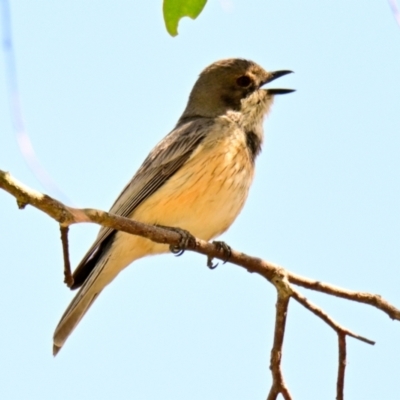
[{"left": 261, "top": 70, "right": 295, "bottom": 95}]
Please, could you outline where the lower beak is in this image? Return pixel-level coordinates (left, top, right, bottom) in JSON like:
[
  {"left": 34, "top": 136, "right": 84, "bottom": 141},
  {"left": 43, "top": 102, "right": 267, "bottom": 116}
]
[{"left": 265, "top": 88, "right": 295, "bottom": 95}]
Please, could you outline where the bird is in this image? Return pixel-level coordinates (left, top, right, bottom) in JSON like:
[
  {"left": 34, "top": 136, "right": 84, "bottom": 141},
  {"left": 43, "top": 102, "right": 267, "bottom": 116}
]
[{"left": 53, "top": 58, "right": 294, "bottom": 355}]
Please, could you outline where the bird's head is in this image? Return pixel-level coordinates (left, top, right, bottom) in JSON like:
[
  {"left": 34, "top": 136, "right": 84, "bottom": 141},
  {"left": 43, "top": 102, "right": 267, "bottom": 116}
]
[{"left": 181, "top": 58, "right": 294, "bottom": 121}]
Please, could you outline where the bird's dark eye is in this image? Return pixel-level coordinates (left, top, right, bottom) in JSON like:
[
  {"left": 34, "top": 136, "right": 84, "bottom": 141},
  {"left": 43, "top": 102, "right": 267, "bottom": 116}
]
[{"left": 236, "top": 75, "right": 252, "bottom": 87}]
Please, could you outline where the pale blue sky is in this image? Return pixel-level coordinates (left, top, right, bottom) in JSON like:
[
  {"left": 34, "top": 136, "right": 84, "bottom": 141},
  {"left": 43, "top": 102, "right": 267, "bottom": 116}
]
[{"left": 1, "top": 1, "right": 400, "bottom": 399}]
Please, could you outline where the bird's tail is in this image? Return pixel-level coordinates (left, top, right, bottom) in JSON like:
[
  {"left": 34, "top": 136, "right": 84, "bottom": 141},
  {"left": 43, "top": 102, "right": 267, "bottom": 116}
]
[{"left": 53, "top": 256, "right": 113, "bottom": 356}]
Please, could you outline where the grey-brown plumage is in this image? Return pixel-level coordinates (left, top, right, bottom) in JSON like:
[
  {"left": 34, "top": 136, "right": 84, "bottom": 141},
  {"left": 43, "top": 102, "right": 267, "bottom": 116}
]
[{"left": 53, "top": 58, "right": 293, "bottom": 355}]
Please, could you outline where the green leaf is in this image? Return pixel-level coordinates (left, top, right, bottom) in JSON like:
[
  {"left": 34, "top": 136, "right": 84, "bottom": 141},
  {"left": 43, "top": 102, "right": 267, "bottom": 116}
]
[{"left": 163, "top": 0, "right": 207, "bottom": 36}]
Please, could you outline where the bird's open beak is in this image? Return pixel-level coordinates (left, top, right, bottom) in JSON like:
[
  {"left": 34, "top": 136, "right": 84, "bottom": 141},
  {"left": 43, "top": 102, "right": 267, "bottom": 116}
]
[{"left": 262, "top": 70, "right": 295, "bottom": 95}]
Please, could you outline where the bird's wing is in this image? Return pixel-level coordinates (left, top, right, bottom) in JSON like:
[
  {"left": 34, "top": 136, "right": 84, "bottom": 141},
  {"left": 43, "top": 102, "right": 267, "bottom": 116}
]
[{"left": 70, "top": 118, "right": 213, "bottom": 288}]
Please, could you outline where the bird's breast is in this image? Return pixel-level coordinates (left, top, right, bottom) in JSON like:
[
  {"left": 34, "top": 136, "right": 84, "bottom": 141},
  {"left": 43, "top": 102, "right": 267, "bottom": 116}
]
[{"left": 132, "top": 127, "right": 255, "bottom": 241}]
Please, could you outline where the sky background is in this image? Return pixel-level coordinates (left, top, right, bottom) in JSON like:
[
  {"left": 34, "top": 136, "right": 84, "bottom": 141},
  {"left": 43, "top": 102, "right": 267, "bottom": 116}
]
[{"left": 1, "top": 1, "right": 400, "bottom": 399}]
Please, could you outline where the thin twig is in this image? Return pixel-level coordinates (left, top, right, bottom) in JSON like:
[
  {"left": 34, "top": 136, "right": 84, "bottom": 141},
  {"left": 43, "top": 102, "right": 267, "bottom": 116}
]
[
  {"left": 59, "top": 225, "right": 73, "bottom": 288},
  {"left": 291, "top": 290, "right": 374, "bottom": 345},
  {"left": 267, "top": 289, "right": 292, "bottom": 400},
  {"left": 288, "top": 273, "right": 400, "bottom": 321},
  {"left": 337, "top": 333, "right": 346, "bottom": 400}
]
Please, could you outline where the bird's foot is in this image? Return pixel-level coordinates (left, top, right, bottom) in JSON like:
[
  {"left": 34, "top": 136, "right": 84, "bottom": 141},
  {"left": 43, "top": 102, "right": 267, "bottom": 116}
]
[
  {"left": 156, "top": 225, "right": 195, "bottom": 256},
  {"left": 207, "top": 241, "right": 232, "bottom": 269}
]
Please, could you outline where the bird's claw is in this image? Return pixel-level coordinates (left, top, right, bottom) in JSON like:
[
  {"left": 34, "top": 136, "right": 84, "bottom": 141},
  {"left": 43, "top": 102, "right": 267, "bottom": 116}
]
[
  {"left": 207, "top": 255, "right": 219, "bottom": 269},
  {"left": 171, "top": 247, "right": 185, "bottom": 256},
  {"left": 156, "top": 225, "right": 195, "bottom": 256},
  {"left": 213, "top": 241, "right": 232, "bottom": 264},
  {"left": 207, "top": 241, "right": 232, "bottom": 269},
  {"left": 170, "top": 227, "right": 195, "bottom": 256}
]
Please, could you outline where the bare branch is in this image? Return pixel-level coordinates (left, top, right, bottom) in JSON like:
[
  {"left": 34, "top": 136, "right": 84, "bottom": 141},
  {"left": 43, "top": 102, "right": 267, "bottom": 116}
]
[
  {"left": 1, "top": 170, "right": 399, "bottom": 319},
  {"left": 2, "top": 168, "right": 400, "bottom": 399}
]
